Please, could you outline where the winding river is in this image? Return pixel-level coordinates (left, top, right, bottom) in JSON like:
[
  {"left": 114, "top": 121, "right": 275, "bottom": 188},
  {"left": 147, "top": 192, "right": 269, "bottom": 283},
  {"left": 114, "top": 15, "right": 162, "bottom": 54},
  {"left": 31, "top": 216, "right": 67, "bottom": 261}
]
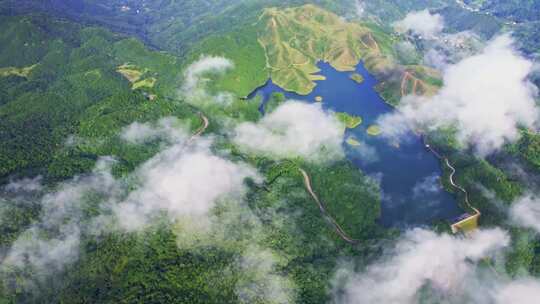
[{"left": 248, "top": 62, "right": 463, "bottom": 227}]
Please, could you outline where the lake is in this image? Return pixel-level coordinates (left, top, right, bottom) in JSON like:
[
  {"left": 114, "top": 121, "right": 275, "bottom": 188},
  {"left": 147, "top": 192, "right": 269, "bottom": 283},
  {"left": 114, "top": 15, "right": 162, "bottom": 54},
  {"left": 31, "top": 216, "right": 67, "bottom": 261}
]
[{"left": 248, "top": 61, "right": 463, "bottom": 227}]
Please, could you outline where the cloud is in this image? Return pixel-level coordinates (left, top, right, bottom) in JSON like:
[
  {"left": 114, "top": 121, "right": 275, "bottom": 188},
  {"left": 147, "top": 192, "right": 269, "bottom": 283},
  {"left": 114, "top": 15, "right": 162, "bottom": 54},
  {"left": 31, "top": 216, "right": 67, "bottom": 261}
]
[
  {"left": 394, "top": 10, "right": 444, "bottom": 38},
  {"left": 235, "top": 245, "right": 296, "bottom": 304},
  {"left": 495, "top": 279, "right": 540, "bottom": 304},
  {"left": 113, "top": 137, "right": 259, "bottom": 232},
  {"left": 1, "top": 158, "right": 121, "bottom": 288},
  {"left": 233, "top": 101, "right": 344, "bottom": 163},
  {"left": 510, "top": 194, "right": 540, "bottom": 233},
  {"left": 412, "top": 173, "right": 441, "bottom": 198},
  {"left": 378, "top": 35, "right": 539, "bottom": 156},
  {"left": 1, "top": 121, "right": 259, "bottom": 289},
  {"left": 182, "top": 55, "right": 234, "bottom": 96},
  {"left": 4, "top": 176, "right": 43, "bottom": 193},
  {"left": 334, "top": 228, "right": 510, "bottom": 304},
  {"left": 349, "top": 139, "right": 379, "bottom": 164},
  {"left": 120, "top": 117, "right": 188, "bottom": 144},
  {"left": 355, "top": 1, "right": 365, "bottom": 18},
  {"left": 422, "top": 31, "right": 483, "bottom": 69},
  {"left": 395, "top": 41, "right": 419, "bottom": 64}
]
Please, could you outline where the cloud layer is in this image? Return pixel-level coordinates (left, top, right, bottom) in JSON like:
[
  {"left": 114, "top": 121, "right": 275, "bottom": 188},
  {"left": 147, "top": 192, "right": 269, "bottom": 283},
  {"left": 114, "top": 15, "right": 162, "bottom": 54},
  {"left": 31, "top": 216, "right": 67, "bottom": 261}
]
[
  {"left": 394, "top": 10, "right": 444, "bottom": 38},
  {"left": 121, "top": 117, "right": 187, "bottom": 144},
  {"left": 510, "top": 194, "right": 540, "bottom": 233},
  {"left": 335, "top": 228, "right": 510, "bottom": 304},
  {"left": 379, "top": 35, "right": 539, "bottom": 155},
  {"left": 233, "top": 101, "right": 344, "bottom": 162},
  {"left": 182, "top": 55, "right": 234, "bottom": 93},
  {"left": 114, "top": 137, "right": 259, "bottom": 231}
]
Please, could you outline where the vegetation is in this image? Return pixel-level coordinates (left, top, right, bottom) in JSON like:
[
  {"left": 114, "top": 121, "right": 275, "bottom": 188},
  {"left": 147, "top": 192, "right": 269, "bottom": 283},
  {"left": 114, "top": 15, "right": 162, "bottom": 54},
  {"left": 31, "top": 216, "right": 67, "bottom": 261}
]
[
  {"left": 185, "top": 26, "right": 269, "bottom": 98},
  {"left": 257, "top": 4, "right": 392, "bottom": 95},
  {"left": 0, "top": 15, "right": 193, "bottom": 182},
  {"left": 264, "top": 92, "right": 286, "bottom": 113},
  {"left": 350, "top": 72, "right": 364, "bottom": 84},
  {"left": 367, "top": 125, "right": 382, "bottom": 136},
  {"left": 346, "top": 136, "right": 362, "bottom": 146},
  {"left": 335, "top": 112, "right": 363, "bottom": 129}
]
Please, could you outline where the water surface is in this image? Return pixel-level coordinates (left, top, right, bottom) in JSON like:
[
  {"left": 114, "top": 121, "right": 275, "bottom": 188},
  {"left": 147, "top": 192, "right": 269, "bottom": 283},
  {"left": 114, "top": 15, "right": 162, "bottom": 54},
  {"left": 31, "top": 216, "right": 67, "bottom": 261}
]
[{"left": 249, "top": 62, "right": 462, "bottom": 227}]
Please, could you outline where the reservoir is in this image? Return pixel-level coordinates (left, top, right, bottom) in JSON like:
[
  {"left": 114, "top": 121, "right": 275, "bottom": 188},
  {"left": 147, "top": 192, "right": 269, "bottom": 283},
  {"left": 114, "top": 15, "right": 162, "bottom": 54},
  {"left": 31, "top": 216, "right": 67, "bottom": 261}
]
[{"left": 248, "top": 62, "right": 463, "bottom": 227}]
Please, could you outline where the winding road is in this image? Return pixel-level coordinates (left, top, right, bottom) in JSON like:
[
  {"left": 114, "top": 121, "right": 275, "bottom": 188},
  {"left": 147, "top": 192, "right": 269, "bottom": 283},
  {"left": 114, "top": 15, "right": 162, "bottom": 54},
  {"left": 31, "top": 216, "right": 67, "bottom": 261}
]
[
  {"left": 424, "top": 139, "right": 480, "bottom": 215},
  {"left": 299, "top": 168, "right": 360, "bottom": 244},
  {"left": 188, "top": 113, "right": 209, "bottom": 142}
]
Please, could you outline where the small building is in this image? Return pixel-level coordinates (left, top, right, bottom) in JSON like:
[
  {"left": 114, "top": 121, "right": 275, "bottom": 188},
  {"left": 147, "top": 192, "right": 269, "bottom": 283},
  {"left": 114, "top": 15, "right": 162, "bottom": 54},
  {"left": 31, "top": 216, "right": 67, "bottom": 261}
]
[{"left": 451, "top": 211, "right": 480, "bottom": 234}]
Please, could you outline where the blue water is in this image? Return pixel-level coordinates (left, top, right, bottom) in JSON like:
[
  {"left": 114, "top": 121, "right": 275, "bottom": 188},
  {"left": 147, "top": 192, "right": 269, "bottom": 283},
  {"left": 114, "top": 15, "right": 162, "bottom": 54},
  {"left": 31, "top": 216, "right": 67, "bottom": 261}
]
[{"left": 248, "top": 62, "right": 463, "bottom": 227}]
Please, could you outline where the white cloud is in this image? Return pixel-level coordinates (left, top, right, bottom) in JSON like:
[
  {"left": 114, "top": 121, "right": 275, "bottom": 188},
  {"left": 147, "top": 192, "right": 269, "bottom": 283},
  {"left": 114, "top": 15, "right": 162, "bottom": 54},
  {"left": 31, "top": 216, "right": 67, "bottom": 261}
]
[
  {"left": 422, "top": 31, "right": 483, "bottom": 69},
  {"left": 120, "top": 117, "right": 187, "bottom": 144},
  {"left": 495, "top": 279, "right": 540, "bottom": 304},
  {"left": 394, "top": 10, "right": 444, "bottom": 38},
  {"left": 1, "top": 158, "right": 121, "bottom": 287},
  {"left": 233, "top": 101, "right": 344, "bottom": 163},
  {"left": 335, "top": 228, "right": 510, "bottom": 304},
  {"left": 4, "top": 176, "right": 43, "bottom": 192},
  {"left": 113, "top": 137, "right": 259, "bottom": 231},
  {"left": 355, "top": 1, "right": 365, "bottom": 18},
  {"left": 235, "top": 245, "right": 296, "bottom": 304},
  {"left": 412, "top": 173, "right": 441, "bottom": 198},
  {"left": 378, "top": 35, "right": 539, "bottom": 156},
  {"left": 510, "top": 194, "right": 540, "bottom": 233},
  {"left": 182, "top": 55, "right": 234, "bottom": 94},
  {"left": 395, "top": 41, "right": 419, "bottom": 64},
  {"left": 349, "top": 139, "right": 379, "bottom": 164}
]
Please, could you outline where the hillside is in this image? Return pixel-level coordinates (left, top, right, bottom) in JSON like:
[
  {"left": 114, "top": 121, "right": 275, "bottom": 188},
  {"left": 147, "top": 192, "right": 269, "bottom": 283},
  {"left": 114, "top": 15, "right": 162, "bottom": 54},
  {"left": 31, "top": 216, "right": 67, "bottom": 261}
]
[
  {"left": 257, "top": 4, "right": 392, "bottom": 94},
  {"left": 0, "top": 15, "right": 198, "bottom": 181}
]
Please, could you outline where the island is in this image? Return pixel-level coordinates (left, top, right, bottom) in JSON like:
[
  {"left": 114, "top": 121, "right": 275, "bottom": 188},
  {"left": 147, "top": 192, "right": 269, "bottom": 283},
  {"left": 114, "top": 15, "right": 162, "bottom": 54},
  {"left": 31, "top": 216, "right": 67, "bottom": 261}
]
[
  {"left": 346, "top": 136, "right": 362, "bottom": 146},
  {"left": 350, "top": 73, "right": 364, "bottom": 84},
  {"left": 315, "top": 96, "right": 323, "bottom": 102},
  {"left": 335, "top": 112, "right": 362, "bottom": 129},
  {"left": 367, "top": 125, "right": 382, "bottom": 136}
]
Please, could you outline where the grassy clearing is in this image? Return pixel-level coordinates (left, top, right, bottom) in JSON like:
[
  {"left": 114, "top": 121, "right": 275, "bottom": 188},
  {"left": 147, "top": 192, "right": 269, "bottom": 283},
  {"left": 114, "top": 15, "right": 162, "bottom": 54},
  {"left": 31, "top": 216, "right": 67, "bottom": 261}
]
[
  {"left": 116, "top": 64, "right": 144, "bottom": 83},
  {"left": 117, "top": 64, "right": 157, "bottom": 91},
  {"left": 0, "top": 64, "right": 37, "bottom": 78},
  {"left": 133, "top": 77, "right": 156, "bottom": 90}
]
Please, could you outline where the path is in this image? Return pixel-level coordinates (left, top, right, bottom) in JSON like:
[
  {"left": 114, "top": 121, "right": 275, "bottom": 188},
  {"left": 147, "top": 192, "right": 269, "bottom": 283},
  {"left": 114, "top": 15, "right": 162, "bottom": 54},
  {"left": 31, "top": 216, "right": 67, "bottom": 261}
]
[
  {"left": 423, "top": 139, "right": 480, "bottom": 215},
  {"left": 188, "top": 113, "right": 209, "bottom": 143},
  {"left": 299, "top": 168, "right": 360, "bottom": 244},
  {"left": 400, "top": 71, "right": 428, "bottom": 98}
]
